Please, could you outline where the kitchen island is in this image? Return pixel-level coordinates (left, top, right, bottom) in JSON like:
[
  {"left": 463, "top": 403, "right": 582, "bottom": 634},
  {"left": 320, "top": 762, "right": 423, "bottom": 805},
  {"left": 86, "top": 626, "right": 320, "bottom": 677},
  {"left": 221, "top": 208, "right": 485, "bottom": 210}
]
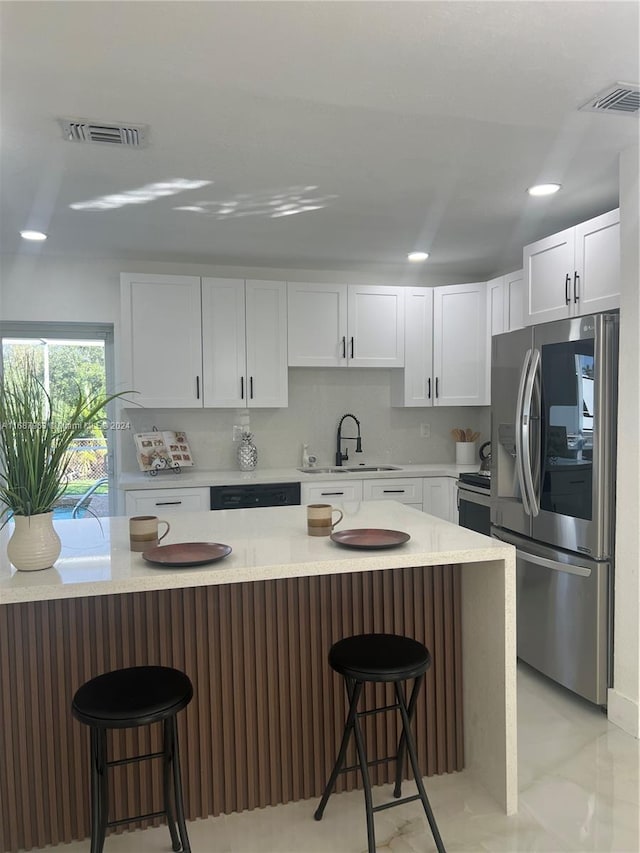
[{"left": 0, "top": 502, "right": 516, "bottom": 852}]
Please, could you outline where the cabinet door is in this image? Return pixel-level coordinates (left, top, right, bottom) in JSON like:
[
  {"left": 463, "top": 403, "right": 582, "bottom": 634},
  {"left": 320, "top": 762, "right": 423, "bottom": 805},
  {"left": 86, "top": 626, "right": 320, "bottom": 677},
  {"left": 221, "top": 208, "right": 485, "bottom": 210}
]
[
  {"left": 574, "top": 209, "right": 620, "bottom": 315},
  {"left": 524, "top": 228, "right": 574, "bottom": 325},
  {"left": 423, "top": 477, "right": 455, "bottom": 522},
  {"left": 124, "top": 487, "right": 210, "bottom": 515},
  {"left": 487, "top": 276, "right": 506, "bottom": 336},
  {"left": 301, "top": 480, "right": 364, "bottom": 505},
  {"left": 362, "top": 478, "right": 423, "bottom": 505},
  {"left": 347, "top": 285, "right": 405, "bottom": 367},
  {"left": 202, "top": 278, "right": 247, "bottom": 407},
  {"left": 504, "top": 269, "right": 525, "bottom": 331},
  {"left": 433, "top": 283, "right": 489, "bottom": 406},
  {"left": 390, "top": 287, "right": 433, "bottom": 407},
  {"left": 120, "top": 274, "right": 203, "bottom": 408},
  {"left": 245, "top": 280, "right": 288, "bottom": 407},
  {"left": 287, "top": 282, "right": 348, "bottom": 367}
]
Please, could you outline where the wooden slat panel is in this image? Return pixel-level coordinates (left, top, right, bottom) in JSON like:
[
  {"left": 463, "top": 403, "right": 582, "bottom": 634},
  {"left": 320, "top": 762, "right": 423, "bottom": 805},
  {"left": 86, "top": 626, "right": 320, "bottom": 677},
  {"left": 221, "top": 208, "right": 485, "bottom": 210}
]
[{"left": 0, "top": 565, "right": 462, "bottom": 853}]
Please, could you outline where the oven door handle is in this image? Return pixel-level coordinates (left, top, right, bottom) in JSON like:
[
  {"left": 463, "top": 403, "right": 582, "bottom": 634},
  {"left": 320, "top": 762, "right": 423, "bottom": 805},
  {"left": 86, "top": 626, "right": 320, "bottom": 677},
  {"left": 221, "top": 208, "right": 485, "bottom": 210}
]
[{"left": 456, "top": 485, "right": 492, "bottom": 508}]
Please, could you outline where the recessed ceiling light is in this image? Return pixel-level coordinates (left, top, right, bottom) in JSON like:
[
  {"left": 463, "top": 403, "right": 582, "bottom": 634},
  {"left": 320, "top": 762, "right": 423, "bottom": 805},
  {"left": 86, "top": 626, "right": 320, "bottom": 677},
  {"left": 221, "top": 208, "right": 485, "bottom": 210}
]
[
  {"left": 408, "top": 251, "right": 429, "bottom": 262},
  {"left": 527, "top": 183, "right": 561, "bottom": 197},
  {"left": 20, "top": 230, "right": 47, "bottom": 241}
]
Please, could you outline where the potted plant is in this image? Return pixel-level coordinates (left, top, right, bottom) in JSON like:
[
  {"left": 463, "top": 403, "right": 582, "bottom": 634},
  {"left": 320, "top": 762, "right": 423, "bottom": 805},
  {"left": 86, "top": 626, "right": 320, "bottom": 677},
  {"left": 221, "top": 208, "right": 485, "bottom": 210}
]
[{"left": 0, "top": 363, "right": 128, "bottom": 571}]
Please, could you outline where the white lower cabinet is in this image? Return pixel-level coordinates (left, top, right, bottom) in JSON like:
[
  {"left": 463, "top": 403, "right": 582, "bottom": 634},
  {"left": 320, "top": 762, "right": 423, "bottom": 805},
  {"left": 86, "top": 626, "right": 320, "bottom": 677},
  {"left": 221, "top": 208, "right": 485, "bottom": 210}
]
[
  {"left": 125, "top": 487, "right": 210, "bottom": 515},
  {"left": 362, "top": 478, "right": 423, "bottom": 505},
  {"left": 301, "top": 480, "right": 363, "bottom": 505},
  {"left": 422, "top": 477, "right": 457, "bottom": 523}
]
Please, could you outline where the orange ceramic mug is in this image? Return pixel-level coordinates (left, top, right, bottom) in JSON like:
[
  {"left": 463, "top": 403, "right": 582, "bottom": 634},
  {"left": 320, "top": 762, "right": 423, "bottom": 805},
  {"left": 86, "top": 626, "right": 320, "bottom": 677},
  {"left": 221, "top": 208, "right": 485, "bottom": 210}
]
[
  {"left": 129, "top": 515, "right": 170, "bottom": 552},
  {"left": 307, "top": 504, "right": 344, "bottom": 537}
]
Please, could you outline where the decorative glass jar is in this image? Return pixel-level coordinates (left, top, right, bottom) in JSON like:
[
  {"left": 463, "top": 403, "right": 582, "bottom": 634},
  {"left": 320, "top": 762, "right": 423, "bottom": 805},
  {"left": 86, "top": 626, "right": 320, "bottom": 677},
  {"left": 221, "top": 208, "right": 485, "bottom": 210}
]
[{"left": 237, "top": 432, "right": 258, "bottom": 471}]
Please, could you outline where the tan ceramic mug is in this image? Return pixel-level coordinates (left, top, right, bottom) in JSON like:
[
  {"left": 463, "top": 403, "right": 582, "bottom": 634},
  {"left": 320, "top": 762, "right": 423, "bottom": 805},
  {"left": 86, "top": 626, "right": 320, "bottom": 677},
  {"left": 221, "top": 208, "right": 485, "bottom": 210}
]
[
  {"left": 307, "top": 504, "right": 344, "bottom": 537},
  {"left": 129, "top": 515, "right": 170, "bottom": 552}
]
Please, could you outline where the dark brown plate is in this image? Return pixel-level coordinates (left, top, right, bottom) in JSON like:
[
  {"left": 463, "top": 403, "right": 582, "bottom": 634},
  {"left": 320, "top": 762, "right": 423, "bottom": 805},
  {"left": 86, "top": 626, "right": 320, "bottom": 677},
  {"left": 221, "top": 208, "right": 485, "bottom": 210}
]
[
  {"left": 142, "top": 542, "right": 232, "bottom": 567},
  {"left": 330, "top": 529, "right": 410, "bottom": 549}
]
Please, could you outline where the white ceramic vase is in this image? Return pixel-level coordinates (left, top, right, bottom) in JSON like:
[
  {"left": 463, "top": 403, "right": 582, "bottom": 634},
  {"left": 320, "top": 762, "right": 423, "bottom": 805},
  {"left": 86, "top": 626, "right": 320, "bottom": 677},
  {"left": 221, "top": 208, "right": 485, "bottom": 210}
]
[
  {"left": 7, "top": 512, "right": 61, "bottom": 572},
  {"left": 455, "top": 441, "right": 477, "bottom": 465}
]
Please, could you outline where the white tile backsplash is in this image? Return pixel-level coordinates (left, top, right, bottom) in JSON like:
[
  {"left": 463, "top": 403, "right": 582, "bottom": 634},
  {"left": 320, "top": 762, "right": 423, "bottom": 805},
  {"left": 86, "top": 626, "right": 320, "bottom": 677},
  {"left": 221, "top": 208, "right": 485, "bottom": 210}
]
[{"left": 121, "top": 368, "right": 490, "bottom": 473}]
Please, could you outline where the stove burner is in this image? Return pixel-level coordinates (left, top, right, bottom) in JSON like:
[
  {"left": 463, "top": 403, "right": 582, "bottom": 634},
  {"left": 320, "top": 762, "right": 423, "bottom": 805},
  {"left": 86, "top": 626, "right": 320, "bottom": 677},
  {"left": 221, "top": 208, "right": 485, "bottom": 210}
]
[{"left": 458, "top": 471, "right": 491, "bottom": 490}]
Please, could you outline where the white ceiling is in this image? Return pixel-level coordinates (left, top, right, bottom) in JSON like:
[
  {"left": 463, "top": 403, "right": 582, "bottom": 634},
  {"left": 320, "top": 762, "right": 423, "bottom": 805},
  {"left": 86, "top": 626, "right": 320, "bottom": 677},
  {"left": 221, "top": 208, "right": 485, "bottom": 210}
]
[{"left": 1, "top": 1, "right": 638, "bottom": 279}]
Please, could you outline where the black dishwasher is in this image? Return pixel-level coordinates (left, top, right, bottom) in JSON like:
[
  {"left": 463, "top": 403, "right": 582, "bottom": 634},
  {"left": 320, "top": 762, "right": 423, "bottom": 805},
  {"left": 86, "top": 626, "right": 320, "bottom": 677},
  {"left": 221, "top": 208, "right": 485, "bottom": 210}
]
[{"left": 210, "top": 482, "right": 301, "bottom": 510}]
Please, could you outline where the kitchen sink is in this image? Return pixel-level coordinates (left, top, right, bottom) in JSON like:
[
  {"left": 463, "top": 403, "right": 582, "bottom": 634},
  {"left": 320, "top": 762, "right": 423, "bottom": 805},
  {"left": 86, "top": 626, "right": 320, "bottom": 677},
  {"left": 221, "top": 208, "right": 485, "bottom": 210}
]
[{"left": 297, "top": 465, "right": 402, "bottom": 474}]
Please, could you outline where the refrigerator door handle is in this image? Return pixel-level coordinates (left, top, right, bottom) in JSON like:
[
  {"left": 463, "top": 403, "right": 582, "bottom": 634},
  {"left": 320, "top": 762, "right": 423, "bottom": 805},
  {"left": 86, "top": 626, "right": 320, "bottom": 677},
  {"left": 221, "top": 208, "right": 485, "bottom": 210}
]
[
  {"left": 515, "top": 348, "right": 533, "bottom": 515},
  {"left": 521, "top": 347, "right": 541, "bottom": 517},
  {"left": 515, "top": 549, "right": 592, "bottom": 578}
]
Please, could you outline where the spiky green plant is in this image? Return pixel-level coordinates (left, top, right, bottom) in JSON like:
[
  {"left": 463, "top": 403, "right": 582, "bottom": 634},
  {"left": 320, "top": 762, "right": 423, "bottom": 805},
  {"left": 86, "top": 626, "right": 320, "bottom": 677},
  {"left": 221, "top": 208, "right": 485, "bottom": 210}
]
[{"left": 0, "top": 365, "right": 128, "bottom": 523}]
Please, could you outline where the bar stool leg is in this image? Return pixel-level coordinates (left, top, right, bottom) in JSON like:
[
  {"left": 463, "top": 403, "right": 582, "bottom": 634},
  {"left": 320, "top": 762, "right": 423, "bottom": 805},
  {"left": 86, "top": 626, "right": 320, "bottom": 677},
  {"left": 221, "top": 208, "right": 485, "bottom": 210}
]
[
  {"left": 169, "top": 715, "right": 191, "bottom": 853},
  {"left": 92, "top": 728, "right": 108, "bottom": 853},
  {"left": 314, "top": 679, "right": 364, "bottom": 820},
  {"left": 350, "top": 687, "right": 376, "bottom": 853},
  {"left": 89, "top": 728, "right": 101, "bottom": 853},
  {"left": 163, "top": 718, "right": 182, "bottom": 852},
  {"left": 395, "top": 683, "right": 446, "bottom": 853},
  {"left": 393, "top": 675, "right": 424, "bottom": 798}
]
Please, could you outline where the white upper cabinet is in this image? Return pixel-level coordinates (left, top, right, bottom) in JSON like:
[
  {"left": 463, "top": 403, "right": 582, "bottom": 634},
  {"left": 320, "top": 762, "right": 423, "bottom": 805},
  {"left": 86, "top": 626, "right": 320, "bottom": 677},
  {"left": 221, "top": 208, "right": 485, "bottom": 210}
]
[
  {"left": 488, "top": 270, "right": 525, "bottom": 337},
  {"left": 524, "top": 209, "right": 619, "bottom": 325},
  {"left": 121, "top": 274, "right": 288, "bottom": 410},
  {"left": 433, "top": 282, "right": 489, "bottom": 406},
  {"left": 574, "top": 209, "right": 621, "bottom": 314},
  {"left": 287, "top": 282, "right": 348, "bottom": 366},
  {"left": 203, "top": 278, "right": 288, "bottom": 408},
  {"left": 287, "top": 283, "right": 404, "bottom": 367},
  {"left": 120, "top": 273, "right": 203, "bottom": 408},
  {"left": 347, "top": 285, "right": 405, "bottom": 367},
  {"left": 201, "top": 278, "right": 246, "bottom": 407},
  {"left": 505, "top": 270, "right": 525, "bottom": 331},
  {"left": 390, "top": 287, "right": 434, "bottom": 406},
  {"left": 392, "top": 283, "right": 489, "bottom": 407}
]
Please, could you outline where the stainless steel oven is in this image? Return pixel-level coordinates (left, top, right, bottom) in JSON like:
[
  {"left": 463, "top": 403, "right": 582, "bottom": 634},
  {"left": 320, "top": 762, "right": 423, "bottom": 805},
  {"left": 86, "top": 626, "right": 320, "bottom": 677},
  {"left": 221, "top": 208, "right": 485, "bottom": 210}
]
[{"left": 457, "top": 472, "right": 491, "bottom": 536}]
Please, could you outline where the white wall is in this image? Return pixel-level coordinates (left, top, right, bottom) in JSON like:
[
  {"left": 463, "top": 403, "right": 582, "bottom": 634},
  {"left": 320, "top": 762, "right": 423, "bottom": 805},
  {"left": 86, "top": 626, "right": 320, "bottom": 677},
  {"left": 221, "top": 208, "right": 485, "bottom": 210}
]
[{"left": 609, "top": 146, "right": 640, "bottom": 737}]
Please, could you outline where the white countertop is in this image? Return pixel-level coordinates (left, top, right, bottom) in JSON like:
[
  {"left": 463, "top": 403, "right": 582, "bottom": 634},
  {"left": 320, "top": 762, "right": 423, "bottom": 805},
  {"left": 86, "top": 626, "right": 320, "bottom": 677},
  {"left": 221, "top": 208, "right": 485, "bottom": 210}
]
[
  {"left": 0, "top": 501, "right": 512, "bottom": 605},
  {"left": 119, "top": 462, "right": 478, "bottom": 490}
]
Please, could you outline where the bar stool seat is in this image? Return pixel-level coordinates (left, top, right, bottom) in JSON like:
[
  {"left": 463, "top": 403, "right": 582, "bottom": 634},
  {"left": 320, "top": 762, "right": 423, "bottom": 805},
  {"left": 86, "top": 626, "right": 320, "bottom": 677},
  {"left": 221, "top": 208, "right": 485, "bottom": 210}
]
[
  {"left": 72, "top": 665, "right": 193, "bottom": 853},
  {"left": 315, "top": 633, "right": 446, "bottom": 853}
]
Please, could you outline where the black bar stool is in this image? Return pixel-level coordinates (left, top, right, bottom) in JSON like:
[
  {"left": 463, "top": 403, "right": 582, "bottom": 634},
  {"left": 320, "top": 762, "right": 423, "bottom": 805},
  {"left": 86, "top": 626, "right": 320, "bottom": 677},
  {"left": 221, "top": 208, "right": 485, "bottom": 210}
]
[
  {"left": 314, "top": 633, "right": 446, "bottom": 853},
  {"left": 72, "top": 665, "right": 193, "bottom": 853}
]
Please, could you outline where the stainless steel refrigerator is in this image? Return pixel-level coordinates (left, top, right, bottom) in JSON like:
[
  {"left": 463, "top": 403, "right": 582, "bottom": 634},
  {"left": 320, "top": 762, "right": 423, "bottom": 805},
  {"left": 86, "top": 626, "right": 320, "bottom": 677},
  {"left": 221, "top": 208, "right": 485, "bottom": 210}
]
[{"left": 491, "top": 312, "right": 618, "bottom": 705}]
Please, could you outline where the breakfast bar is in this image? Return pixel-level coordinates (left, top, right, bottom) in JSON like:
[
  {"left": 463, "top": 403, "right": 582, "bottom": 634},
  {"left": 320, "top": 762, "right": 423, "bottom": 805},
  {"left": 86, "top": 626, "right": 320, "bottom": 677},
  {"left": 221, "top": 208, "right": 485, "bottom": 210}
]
[{"left": 0, "top": 502, "right": 516, "bottom": 852}]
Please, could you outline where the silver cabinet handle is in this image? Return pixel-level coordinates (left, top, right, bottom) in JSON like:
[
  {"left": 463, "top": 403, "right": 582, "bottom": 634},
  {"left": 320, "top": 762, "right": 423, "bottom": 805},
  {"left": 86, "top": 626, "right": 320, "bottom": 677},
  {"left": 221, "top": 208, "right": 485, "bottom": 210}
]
[
  {"left": 196, "top": 376, "right": 200, "bottom": 399},
  {"left": 155, "top": 500, "right": 182, "bottom": 506},
  {"left": 565, "top": 273, "right": 571, "bottom": 305},
  {"left": 341, "top": 336, "right": 346, "bottom": 358},
  {"left": 574, "top": 271, "right": 580, "bottom": 302},
  {"left": 321, "top": 491, "right": 344, "bottom": 496}
]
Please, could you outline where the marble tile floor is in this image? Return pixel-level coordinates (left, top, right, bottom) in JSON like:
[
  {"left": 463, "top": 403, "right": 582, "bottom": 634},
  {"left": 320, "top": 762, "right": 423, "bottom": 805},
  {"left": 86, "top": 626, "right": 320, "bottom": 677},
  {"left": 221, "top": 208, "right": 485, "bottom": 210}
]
[{"left": 38, "top": 664, "right": 639, "bottom": 853}]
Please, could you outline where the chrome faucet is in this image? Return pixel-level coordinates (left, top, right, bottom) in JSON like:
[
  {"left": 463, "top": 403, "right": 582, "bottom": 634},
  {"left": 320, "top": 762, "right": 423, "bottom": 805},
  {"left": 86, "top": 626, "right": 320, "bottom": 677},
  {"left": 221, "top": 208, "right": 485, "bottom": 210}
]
[{"left": 336, "top": 413, "right": 363, "bottom": 466}]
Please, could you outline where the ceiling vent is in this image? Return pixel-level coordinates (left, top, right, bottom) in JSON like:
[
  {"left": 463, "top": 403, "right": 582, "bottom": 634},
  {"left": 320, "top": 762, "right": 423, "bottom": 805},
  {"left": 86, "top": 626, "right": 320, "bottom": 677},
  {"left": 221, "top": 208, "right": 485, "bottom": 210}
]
[
  {"left": 579, "top": 83, "right": 640, "bottom": 116},
  {"left": 59, "top": 118, "right": 149, "bottom": 147}
]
